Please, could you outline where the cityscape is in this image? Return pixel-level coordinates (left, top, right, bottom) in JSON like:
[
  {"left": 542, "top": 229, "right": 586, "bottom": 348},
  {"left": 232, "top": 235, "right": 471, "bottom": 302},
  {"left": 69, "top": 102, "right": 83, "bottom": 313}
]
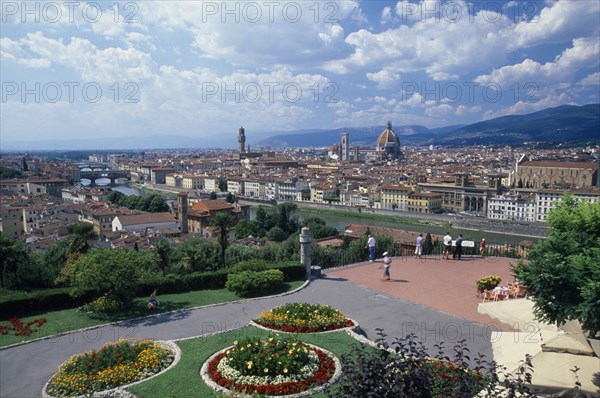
[{"left": 1, "top": 0, "right": 600, "bottom": 397}]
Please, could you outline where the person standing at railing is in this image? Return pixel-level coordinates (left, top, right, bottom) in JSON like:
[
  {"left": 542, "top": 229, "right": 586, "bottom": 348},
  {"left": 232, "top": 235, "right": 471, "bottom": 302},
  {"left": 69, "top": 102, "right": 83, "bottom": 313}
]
[
  {"left": 365, "top": 234, "right": 376, "bottom": 262},
  {"left": 480, "top": 238, "right": 486, "bottom": 257},
  {"left": 453, "top": 234, "right": 463, "bottom": 260},
  {"left": 443, "top": 232, "right": 452, "bottom": 260}
]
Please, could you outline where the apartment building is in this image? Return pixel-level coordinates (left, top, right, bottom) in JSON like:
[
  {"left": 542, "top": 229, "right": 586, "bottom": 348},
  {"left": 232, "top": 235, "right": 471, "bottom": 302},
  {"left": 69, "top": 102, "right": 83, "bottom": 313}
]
[
  {"left": 380, "top": 184, "right": 412, "bottom": 210},
  {"left": 407, "top": 191, "right": 443, "bottom": 213},
  {"left": 244, "top": 179, "right": 264, "bottom": 197},
  {"left": 487, "top": 194, "right": 536, "bottom": 222},
  {"left": 182, "top": 174, "right": 204, "bottom": 190}
]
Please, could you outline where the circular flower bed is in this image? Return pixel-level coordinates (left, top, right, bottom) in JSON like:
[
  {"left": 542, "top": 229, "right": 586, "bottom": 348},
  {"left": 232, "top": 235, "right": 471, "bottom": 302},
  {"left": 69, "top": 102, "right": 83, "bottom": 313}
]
[
  {"left": 203, "top": 335, "right": 339, "bottom": 396},
  {"left": 46, "top": 339, "right": 175, "bottom": 397},
  {"left": 254, "top": 303, "right": 354, "bottom": 333}
]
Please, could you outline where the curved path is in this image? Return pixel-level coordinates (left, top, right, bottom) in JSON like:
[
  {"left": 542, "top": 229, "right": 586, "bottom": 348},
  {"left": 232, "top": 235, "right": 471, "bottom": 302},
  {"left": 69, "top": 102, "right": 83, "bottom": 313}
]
[{"left": 0, "top": 257, "right": 515, "bottom": 398}]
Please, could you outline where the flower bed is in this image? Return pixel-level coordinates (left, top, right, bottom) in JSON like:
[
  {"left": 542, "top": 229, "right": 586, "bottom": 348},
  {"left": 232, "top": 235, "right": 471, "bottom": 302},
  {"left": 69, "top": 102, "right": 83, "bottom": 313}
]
[
  {"left": 426, "top": 358, "right": 487, "bottom": 397},
  {"left": 0, "top": 316, "right": 46, "bottom": 336},
  {"left": 203, "top": 335, "right": 339, "bottom": 396},
  {"left": 254, "top": 303, "right": 354, "bottom": 333},
  {"left": 46, "top": 339, "right": 175, "bottom": 397}
]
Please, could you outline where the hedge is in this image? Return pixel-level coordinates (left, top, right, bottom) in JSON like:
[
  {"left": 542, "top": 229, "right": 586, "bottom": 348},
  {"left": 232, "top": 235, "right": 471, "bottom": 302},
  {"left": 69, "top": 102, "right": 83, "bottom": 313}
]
[
  {"left": 0, "top": 288, "right": 96, "bottom": 319},
  {"left": 225, "top": 270, "right": 285, "bottom": 297},
  {"left": 0, "top": 261, "right": 306, "bottom": 318}
]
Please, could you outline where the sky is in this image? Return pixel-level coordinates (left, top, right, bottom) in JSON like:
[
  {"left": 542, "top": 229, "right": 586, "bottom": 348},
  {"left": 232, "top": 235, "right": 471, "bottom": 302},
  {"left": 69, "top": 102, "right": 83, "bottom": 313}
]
[{"left": 1, "top": 0, "right": 599, "bottom": 148}]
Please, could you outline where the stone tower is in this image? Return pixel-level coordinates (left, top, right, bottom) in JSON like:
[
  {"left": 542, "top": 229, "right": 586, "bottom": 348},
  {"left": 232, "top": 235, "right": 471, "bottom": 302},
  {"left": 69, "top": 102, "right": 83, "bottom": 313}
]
[
  {"left": 341, "top": 132, "right": 349, "bottom": 162},
  {"left": 177, "top": 192, "right": 188, "bottom": 234},
  {"left": 238, "top": 126, "right": 246, "bottom": 154}
]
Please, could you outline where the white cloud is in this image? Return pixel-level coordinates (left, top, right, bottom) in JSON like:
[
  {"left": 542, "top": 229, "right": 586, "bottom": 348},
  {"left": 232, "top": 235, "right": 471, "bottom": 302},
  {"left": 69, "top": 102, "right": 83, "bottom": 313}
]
[
  {"left": 578, "top": 72, "right": 600, "bottom": 86},
  {"left": 366, "top": 69, "right": 400, "bottom": 87}
]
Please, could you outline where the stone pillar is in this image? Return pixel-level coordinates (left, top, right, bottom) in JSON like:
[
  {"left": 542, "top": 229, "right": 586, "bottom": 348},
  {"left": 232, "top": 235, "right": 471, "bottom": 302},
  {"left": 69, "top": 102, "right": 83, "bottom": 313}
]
[
  {"left": 177, "top": 192, "right": 188, "bottom": 234},
  {"left": 299, "top": 227, "right": 312, "bottom": 279}
]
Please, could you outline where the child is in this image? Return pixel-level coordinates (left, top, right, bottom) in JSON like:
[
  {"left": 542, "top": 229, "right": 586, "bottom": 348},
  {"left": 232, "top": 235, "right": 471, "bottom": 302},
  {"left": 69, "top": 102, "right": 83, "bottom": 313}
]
[
  {"left": 147, "top": 289, "right": 159, "bottom": 310},
  {"left": 382, "top": 252, "right": 391, "bottom": 281}
]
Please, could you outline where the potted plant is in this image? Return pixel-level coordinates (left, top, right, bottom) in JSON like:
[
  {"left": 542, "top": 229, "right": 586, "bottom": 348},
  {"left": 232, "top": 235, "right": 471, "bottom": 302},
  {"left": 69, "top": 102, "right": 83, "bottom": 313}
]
[{"left": 476, "top": 275, "right": 502, "bottom": 296}]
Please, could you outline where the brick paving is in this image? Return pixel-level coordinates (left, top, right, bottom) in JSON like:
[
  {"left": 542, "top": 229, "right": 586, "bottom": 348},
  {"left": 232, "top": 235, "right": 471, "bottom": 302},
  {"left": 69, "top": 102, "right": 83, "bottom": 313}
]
[{"left": 327, "top": 254, "right": 520, "bottom": 331}]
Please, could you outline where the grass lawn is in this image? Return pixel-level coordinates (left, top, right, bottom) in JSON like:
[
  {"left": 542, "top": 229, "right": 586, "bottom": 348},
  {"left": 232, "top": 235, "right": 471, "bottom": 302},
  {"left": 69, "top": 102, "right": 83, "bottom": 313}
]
[
  {"left": 0, "top": 280, "right": 305, "bottom": 348},
  {"left": 128, "top": 325, "right": 359, "bottom": 398}
]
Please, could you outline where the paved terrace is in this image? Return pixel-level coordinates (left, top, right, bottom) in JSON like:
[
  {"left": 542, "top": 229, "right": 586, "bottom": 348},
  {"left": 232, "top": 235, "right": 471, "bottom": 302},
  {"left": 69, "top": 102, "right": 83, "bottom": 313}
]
[{"left": 1, "top": 256, "right": 520, "bottom": 398}]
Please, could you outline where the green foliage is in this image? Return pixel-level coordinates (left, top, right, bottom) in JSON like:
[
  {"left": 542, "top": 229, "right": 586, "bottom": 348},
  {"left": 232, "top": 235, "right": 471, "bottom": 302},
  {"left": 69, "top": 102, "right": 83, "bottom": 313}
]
[
  {"left": 0, "top": 287, "right": 96, "bottom": 318},
  {"left": 153, "top": 239, "right": 172, "bottom": 275},
  {"left": 106, "top": 192, "right": 169, "bottom": 212},
  {"left": 225, "top": 270, "right": 284, "bottom": 297},
  {"left": 212, "top": 212, "right": 235, "bottom": 261},
  {"left": 178, "top": 238, "right": 222, "bottom": 272},
  {"left": 266, "top": 226, "right": 287, "bottom": 242},
  {"left": 303, "top": 217, "right": 339, "bottom": 239},
  {"left": 68, "top": 222, "right": 96, "bottom": 256},
  {"left": 229, "top": 259, "right": 268, "bottom": 274},
  {"left": 0, "top": 166, "right": 24, "bottom": 179},
  {"left": 225, "top": 192, "right": 235, "bottom": 203},
  {"left": 209, "top": 192, "right": 218, "bottom": 200},
  {"left": 234, "top": 218, "right": 263, "bottom": 239},
  {"left": 0, "top": 236, "right": 29, "bottom": 289},
  {"left": 423, "top": 233, "right": 434, "bottom": 255},
  {"left": 513, "top": 195, "right": 600, "bottom": 337},
  {"left": 83, "top": 294, "right": 126, "bottom": 314},
  {"left": 476, "top": 275, "right": 502, "bottom": 292},
  {"left": 224, "top": 244, "right": 262, "bottom": 267},
  {"left": 276, "top": 202, "right": 299, "bottom": 235},
  {"left": 218, "top": 179, "right": 227, "bottom": 192},
  {"left": 71, "top": 248, "right": 158, "bottom": 305}
]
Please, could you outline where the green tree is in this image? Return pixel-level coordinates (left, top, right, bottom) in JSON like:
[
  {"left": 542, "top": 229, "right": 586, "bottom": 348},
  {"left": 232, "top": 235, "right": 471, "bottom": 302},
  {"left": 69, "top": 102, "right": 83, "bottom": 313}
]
[
  {"left": 266, "top": 226, "right": 287, "bottom": 242},
  {"left": 0, "top": 166, "right": 24, "bottom": 179},
  {"left": 218, "top": 179, "right": 227, "bottom": 192},
  {"left": 153, "top": 239, "right": 172, "bottom": 275},
  {"left": 255, "top": 206, "right": 267, "bottom": 229},
  {"left": 423, "top": 233, "right": 434, "bottom": 255},
  {"left": 276, "top": 202, "right": 298, "bottom": 235},
  {"left": 212, "top": 213, "right": 235, "bottom": 263},
  {"left": 177, "top": 238, "right": 221, "bottom": 272},
  {"left": 0, "top": 236, "right": 28, "bottom": 288},
  {"left": 147, "top": 195, "right": 169, "bottom": 212},
  {"left": 303, "top": 217, "right": 339, "bottom": 239},
  {"left": 209, "top": 192, "right": 218, "bottom": 200},
  {"left": 71, "top": 248, "right": 158, "bottom": 305},
  {"left": 235, "top": 219, "right": 262, "bottom": 239},
  {"left": 513, "top": 194, "right": 600, "bottom": 337},
  {"left": 68, "top": 222, "right": 96, "bottom": 257},
  {"left": 225, "top": 192, "right": 235, "bottom": 203}
]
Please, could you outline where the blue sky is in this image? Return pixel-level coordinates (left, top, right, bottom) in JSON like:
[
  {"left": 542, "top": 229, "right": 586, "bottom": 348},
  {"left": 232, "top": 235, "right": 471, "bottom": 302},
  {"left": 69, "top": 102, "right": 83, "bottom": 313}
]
[{"left": 1, "top": 0, "right": 599, "bottom": 147}]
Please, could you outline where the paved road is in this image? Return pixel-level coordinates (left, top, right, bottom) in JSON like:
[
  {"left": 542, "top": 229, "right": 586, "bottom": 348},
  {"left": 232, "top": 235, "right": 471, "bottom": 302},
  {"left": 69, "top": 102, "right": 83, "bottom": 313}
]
[{"left": 0, "top": 277, "right": 497, "bottom": 398}]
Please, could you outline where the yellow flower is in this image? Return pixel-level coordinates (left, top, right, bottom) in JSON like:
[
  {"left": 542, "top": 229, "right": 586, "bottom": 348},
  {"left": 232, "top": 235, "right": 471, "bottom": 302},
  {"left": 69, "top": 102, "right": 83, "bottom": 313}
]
[
  {"left": 246, "top": 361, "right": 253, "bottom": 369},
  {"left": 264, "top": 368, "right": 269, "bottom": 373},
  {"left": 283, "top": 368, "right": 288, "bottom": 373}
]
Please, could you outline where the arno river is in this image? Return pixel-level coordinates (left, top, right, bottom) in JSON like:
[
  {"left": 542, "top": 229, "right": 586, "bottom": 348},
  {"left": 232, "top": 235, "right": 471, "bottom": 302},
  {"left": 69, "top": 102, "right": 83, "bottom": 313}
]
[{"left": 111, "top": 185, "right": 540, "bottom": 246}]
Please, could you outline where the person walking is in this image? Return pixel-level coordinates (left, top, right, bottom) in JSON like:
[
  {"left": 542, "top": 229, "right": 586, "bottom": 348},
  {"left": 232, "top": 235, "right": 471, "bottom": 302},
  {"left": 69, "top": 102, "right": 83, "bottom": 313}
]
[
  {"left": 415, "top": 233, "right": 423, "bottom": 259},
  {"left": 480, "top": 238, "right": 486, "bottom": 257},
  {"left": 443, "top": 232, "right": 452, "bottom": 260},
  {"left": 454, "top": 234, "right": 464, "bottom": 260},
  {"left": 382, "top": 251, "right": 391, "bottom": 280},
  {"left": 365, "top": 234, "right": 376, "bottom": 262}
]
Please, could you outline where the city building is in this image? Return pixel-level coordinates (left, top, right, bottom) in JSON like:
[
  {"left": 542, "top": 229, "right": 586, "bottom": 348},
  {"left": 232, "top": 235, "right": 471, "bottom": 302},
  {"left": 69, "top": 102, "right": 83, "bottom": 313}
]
[
  {"left": 512, "top": 157, "right": 598, "bottom": 189},
  {"left": 407, "top": 191, "right": 443, "bottom": 213},
  {"left": 487, "top": 194, "right": 537, "bottom": 222}
]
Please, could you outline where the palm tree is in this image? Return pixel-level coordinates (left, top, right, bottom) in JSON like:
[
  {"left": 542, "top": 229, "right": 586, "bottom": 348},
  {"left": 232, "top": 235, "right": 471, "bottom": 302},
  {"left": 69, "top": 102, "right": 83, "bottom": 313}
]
[{"left": 212, "top": 213, "right": 235, "bottom": 262}]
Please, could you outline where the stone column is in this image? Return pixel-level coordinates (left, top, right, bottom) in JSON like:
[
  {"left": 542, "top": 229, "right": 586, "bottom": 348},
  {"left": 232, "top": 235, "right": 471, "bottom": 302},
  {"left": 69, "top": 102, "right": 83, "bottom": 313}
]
[{"left": 299, "top": 227, "right": 312, "bottom": 279}]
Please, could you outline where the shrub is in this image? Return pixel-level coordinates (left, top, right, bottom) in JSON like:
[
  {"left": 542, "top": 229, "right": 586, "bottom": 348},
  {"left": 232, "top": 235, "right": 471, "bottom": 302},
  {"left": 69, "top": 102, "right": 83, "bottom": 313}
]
[
  {"left": 476, "top": 275, "right": 502, "bottom": 292},
  {"left": 229, "top": 259, "right": 269, "bottom": 274},
  {"left": 225, "top": 270, "right": 284, "bottom": 297},
  {"left": 83, "top": 294, "right": 126, "bottom": 314},
  {"left": 326, "top": 329, "right": 540, "bottom": 398}
]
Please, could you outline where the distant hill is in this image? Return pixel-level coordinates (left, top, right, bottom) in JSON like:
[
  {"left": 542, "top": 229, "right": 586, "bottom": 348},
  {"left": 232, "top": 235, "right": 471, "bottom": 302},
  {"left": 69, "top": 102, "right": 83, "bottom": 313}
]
[
  {"left": 254, "top": 125, "right": 435, "bottom": 148},
  {"left": 425, "top": 104, "right": 600, "bottom": 146},
  {"left": 254, "top": 104, "right": 599, "bottom": 148}
]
